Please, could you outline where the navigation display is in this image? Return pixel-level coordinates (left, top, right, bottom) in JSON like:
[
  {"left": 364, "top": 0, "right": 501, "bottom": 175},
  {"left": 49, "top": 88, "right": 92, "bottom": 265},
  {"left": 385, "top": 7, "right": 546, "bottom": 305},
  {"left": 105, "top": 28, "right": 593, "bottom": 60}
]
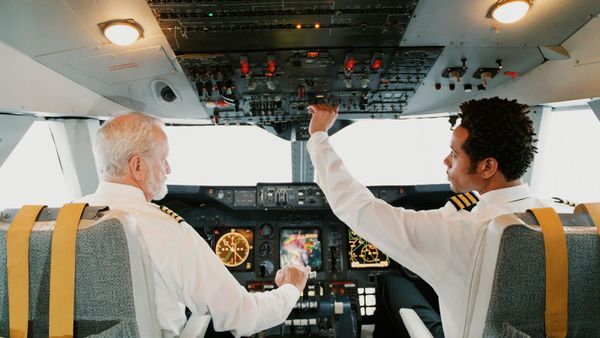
[
  {"left": 348, "top": 229, "right": 390, "bottom": 269},
  {"left": 214, "top": 228, "right": 254, "bottom": 271},
  {"left": 280, "top": 229, "right": 322, "bottom": 271}
]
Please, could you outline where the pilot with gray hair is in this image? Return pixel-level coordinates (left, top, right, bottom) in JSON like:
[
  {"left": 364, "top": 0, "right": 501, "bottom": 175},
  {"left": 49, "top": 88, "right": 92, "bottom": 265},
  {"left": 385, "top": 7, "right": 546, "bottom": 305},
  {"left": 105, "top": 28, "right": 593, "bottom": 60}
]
[{"left": 80, "top": 112, "right": 310, "bottom": 337}]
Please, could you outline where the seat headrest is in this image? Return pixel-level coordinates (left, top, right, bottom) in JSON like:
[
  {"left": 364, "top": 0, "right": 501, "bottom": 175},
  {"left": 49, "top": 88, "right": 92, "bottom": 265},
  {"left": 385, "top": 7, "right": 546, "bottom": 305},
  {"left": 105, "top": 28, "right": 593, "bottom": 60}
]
[
  {"left": 0, "top": 207, "right": 135, "bottom": 232},
  {"left": 515, "top": 211, "right": 595, "bottom": 228}
]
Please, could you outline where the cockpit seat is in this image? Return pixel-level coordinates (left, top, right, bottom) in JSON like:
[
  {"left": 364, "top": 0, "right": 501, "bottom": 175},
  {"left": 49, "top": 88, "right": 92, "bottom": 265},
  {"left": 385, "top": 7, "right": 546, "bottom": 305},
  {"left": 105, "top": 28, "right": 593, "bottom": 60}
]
[
  {"left": 401, "top": 205, "right": 600, "bottom": 337},
  {"left": 467, "top": 207, "right": 600, "bottom": 337},
  {"left": 0, "top": 206, "right": 161, "bottom": 337}
]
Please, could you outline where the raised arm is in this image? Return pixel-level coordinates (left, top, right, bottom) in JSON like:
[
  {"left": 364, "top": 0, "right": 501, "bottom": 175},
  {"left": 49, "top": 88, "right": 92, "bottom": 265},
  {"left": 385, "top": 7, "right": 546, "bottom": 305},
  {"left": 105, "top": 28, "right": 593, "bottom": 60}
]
[{"left": 306, "top": 104, "right": 454, "bottom": 284}]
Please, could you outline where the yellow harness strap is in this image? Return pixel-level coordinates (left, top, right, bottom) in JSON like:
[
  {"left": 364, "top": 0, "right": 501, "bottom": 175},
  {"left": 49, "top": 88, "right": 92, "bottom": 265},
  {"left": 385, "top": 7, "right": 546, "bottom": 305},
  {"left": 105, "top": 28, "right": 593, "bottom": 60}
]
[
  {"left": 529, "top": 207, "right": 568, "bottom": 338},
  {"left": 574, "top": 202, "right": 600, "bottom": 235},
  {"left": 48, "top": 203, "right": 87, "bottom": 338},
  {"left": 7, "top": 205, "right": 46, "bottom": 338}
]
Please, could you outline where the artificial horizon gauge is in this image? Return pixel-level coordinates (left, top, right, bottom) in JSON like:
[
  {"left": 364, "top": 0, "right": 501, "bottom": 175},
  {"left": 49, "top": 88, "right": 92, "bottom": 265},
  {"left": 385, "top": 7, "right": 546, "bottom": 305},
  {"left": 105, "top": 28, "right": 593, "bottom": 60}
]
[
  {"left": 216, "top": 231, "right": 251, "bottom": 267},
  {"left": 259, "top": 260, "right": 275, "bottom": 276},
  {"left": 258, "top": 223, "right": 274, "bottom": 238}
]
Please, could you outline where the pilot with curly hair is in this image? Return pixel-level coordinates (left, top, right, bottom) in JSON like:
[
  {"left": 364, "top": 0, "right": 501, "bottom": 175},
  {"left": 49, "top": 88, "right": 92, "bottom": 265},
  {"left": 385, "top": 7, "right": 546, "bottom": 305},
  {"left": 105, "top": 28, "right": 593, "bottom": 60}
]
[{"left": 307, "top": 97, "right": 545, "bottom": 338}]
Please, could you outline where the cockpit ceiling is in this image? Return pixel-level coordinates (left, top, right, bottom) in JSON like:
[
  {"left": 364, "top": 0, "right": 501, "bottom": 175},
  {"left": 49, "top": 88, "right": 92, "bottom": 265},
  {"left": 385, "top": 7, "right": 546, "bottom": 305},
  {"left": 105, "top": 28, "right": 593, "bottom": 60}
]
[
  {"left": 1, "top": 0, "right": 599, "bottom": 120},
  {"left": 149, "top": 0, "right": 419, "bottom": 53}
]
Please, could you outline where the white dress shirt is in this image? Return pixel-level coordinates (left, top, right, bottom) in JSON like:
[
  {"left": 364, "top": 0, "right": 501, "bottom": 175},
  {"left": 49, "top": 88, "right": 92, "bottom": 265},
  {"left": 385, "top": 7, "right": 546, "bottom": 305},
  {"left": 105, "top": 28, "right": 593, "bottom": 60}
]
[
  {"left": 307, "top": 131, "right": 545, "bottom": 338},
  {"left": 79, "top": 182, "right": 299, "bottom": 338}
]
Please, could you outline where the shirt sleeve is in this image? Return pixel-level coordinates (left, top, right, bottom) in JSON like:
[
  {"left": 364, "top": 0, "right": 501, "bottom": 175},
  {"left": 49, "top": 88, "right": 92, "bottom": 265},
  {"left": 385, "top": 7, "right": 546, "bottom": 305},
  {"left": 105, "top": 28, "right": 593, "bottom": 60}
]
[
  {"left": 160, "top": 224, "right": 300, "bottom": 338},
  {"left": 307, "top": 132, "right": 454, "bottom": 284}
]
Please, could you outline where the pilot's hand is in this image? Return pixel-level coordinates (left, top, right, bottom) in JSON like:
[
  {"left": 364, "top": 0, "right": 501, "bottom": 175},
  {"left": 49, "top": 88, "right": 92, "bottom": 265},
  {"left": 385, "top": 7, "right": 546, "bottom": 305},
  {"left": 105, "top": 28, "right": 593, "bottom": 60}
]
[
  {"left": 275, "top": 264, "right": 311, "bottom": 292},
  {"left": 308, "top": 103, "right": 339, "bottom": 135}
]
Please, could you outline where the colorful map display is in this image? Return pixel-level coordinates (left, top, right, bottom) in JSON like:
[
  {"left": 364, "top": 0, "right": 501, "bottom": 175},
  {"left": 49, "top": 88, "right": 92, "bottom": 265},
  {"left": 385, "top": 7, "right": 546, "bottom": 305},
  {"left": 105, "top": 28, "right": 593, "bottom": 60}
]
[{"left": 280, "top": 229, "right": 322, "bottom": 271}]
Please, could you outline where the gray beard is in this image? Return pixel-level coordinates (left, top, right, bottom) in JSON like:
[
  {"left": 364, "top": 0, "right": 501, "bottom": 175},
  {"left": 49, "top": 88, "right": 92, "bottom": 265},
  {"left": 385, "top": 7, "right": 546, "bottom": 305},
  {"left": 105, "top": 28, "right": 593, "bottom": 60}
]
[
  {"left": 152, "top": 183, "right": 168, "bottom": 201},
  {"left": 147, "top": 170, "right": 168, "bottom": 201}
]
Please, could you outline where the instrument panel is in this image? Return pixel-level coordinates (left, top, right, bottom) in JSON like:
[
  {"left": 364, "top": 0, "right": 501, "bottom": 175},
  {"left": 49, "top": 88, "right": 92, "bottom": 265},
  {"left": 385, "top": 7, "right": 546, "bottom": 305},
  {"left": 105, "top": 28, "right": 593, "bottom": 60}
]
[{"left": 162, "top": 183, "right": 452, "bottom": 337}]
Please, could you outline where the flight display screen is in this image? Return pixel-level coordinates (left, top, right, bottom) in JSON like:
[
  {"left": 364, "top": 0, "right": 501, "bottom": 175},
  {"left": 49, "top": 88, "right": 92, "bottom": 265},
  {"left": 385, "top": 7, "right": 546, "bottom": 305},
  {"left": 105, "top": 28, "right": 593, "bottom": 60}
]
[
  {"left": 348, "top": 229, "right": 390, "bottom": 269},
  {"left": 214, "top": 228, "right": 254, "bottom": 271},
  {"left": 280, "top": 229, "right": 322, "bottom": 271}
]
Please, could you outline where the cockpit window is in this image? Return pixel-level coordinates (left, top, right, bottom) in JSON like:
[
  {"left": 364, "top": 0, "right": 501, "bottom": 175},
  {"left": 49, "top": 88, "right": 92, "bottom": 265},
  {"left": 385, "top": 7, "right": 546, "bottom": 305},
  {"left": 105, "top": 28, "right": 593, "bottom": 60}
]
[
  {"left": 531, "top": 107, "right": 600, "bottom": 202},
  {"left": 0, "top": 121, "right": 71, "bottom": 209},
  {"left": 165, "top": 118, "right": 453, "bottom": 186},
  {"left": 165, "top": 125, "right": 291, "bottom": 186},
  {"left": 328, "top": 117, "right": 452, "bottom": 185}
]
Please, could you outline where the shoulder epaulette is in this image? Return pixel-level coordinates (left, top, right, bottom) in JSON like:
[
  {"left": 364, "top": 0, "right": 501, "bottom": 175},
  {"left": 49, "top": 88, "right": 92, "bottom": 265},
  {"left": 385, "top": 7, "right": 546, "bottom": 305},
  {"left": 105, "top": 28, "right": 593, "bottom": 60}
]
[
  {"left": 448, "top": 192, "right": 479, "bottom": 212},
  {"left": 160, "top": 205, "right": 185, "bottom": 223},
  {"left": 552, "top": 197, "right": 577, "bottom": 207}
]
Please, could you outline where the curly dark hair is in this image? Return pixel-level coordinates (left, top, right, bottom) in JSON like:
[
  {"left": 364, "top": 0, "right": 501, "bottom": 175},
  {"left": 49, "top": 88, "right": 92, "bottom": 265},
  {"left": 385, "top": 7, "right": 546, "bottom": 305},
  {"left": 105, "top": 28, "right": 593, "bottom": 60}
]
[{"left": 458, "top": 97, "right": 537, "bottom": 181}]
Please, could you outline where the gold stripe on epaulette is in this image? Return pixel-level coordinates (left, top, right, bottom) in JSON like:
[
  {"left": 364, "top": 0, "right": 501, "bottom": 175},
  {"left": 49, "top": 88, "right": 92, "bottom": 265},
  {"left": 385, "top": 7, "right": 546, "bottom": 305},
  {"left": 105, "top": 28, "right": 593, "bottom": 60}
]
[
  {"left": 160, "top": 206, "right": 184, "bottom": 223},
  {"left": 457, "top": 194, "right": 471, "bottom": 206},
  {"left": 465, "top": 192, "right": 479, "bottom": 204},
  {"left": 448, "top": 192, "right": 478, "bottom": 211},
  {"left": 450, "top": 196, "right": 465, "bottom": 209}
]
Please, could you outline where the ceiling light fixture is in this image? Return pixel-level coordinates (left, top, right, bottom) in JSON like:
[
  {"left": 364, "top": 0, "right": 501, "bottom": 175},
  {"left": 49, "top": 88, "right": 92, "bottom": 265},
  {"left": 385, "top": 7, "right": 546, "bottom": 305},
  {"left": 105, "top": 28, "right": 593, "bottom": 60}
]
[
  {"left": 487, "top": 0, "right": 532, "bottom": 24},
  {"left": 99, "top": 19, "right": 144, "bottom": 46}
]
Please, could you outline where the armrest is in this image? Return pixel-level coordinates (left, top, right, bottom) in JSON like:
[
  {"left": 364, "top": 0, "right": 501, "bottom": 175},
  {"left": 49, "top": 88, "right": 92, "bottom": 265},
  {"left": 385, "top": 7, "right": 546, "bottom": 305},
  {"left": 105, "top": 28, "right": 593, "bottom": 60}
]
[
  {"left": 399, "top": 308, "right": 433, "bottom": 338},
  {"left": 180, "top": 314, "right": 211, "bottom": 338}
]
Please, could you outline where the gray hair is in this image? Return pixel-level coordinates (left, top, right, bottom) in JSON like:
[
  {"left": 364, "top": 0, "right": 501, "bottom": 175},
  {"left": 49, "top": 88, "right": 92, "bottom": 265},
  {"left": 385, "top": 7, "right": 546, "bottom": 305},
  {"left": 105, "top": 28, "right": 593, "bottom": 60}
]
[{"left": 94, "top": 112, "right": 165, "bottom": 180}]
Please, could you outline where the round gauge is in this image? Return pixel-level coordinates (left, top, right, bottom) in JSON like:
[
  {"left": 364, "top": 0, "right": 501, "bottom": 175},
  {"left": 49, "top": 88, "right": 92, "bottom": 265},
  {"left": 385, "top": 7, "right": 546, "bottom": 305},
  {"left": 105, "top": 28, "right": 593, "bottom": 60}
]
[
  {"left": 259, "top": 241, "right": 273, "bottom": 257},
  {"left": 258, "top": 223, "right": 274, "bottom": 238},
  {"left": 216, "top": 232, "right": 250, "bottom": 267},
  {"left": 360, "top": 245, "right": 380, "bottom": 263},
  {"left": 259, "top": 260, "right": 275, "bottom": 276}
]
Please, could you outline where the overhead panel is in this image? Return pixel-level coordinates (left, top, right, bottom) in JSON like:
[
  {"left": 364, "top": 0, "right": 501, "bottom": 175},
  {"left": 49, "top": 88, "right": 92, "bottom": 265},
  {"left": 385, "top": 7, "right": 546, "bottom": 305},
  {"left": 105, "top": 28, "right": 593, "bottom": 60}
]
[{"left": 148, "top": 0, "right": 442, "bottom": 138}]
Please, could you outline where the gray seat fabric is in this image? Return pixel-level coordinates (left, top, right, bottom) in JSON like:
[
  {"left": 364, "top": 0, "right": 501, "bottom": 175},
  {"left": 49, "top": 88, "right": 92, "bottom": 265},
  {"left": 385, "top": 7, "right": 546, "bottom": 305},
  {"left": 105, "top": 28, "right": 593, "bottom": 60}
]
[
  {"left": 480, "top": 219, "right": 600, "bottom": 337},
  {"left": 0, "top": 218, "right": 140, "bottom": 337}
]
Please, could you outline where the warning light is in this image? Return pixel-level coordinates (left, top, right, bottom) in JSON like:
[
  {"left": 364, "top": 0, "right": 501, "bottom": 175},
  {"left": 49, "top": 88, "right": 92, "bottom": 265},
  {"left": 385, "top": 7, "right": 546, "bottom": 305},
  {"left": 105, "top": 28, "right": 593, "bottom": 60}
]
[
  {"left": 371, "top": 58, "right": 382, "bottom": 71},
  {"left": 265, "top": 55, "right": 277, "bottom": 77},
  {"left": 314, "top": 23, "right": 321, "bottom": 29},
  {"left": 344, "top": 56, "right": 356, "bottom": 72},
  {"left": 240, "top": 56, "right": 250, "bottom": 75},
  {"left": 307, "top": 51, "right": 320, "bottom": 58},
  {"left": 295, "top": 24, "right": 303, "bottom": 30},
  {"left": 503, "top": 71, "right": 518, "bottom": 79}
]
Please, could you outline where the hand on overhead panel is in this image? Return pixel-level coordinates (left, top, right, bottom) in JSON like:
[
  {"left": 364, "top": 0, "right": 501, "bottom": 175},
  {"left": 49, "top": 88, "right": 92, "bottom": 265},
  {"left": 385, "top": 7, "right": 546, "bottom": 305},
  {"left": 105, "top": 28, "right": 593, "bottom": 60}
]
[
  {"left": 275, "top": 264, "right": 311, "bottom": 293},
  {"left": 308, "top": 103, "right": 339, "bottom": 135}
]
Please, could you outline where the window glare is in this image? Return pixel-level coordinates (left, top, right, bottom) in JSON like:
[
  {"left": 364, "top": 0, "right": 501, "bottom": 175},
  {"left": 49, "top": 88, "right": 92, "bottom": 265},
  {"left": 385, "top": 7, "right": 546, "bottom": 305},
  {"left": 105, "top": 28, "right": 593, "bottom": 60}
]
[
  {"left": 0, "top": 121, "right": 71, "bottom": 209},
  {"left": 329, "top": 118, "right": 452, "bottom": 185},
  {"left": 165, "top": 126, "right": 291, "bottom": 186},
  {"left": 532, "top": 108, "right": 600, "bottom": 203}
]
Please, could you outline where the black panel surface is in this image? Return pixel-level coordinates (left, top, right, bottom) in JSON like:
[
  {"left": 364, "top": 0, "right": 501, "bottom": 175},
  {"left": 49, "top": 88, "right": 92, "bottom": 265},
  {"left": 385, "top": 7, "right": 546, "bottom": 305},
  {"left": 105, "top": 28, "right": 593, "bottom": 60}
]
[{"left": 149, "top": 0, "right": 419, "bottom": 53}]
